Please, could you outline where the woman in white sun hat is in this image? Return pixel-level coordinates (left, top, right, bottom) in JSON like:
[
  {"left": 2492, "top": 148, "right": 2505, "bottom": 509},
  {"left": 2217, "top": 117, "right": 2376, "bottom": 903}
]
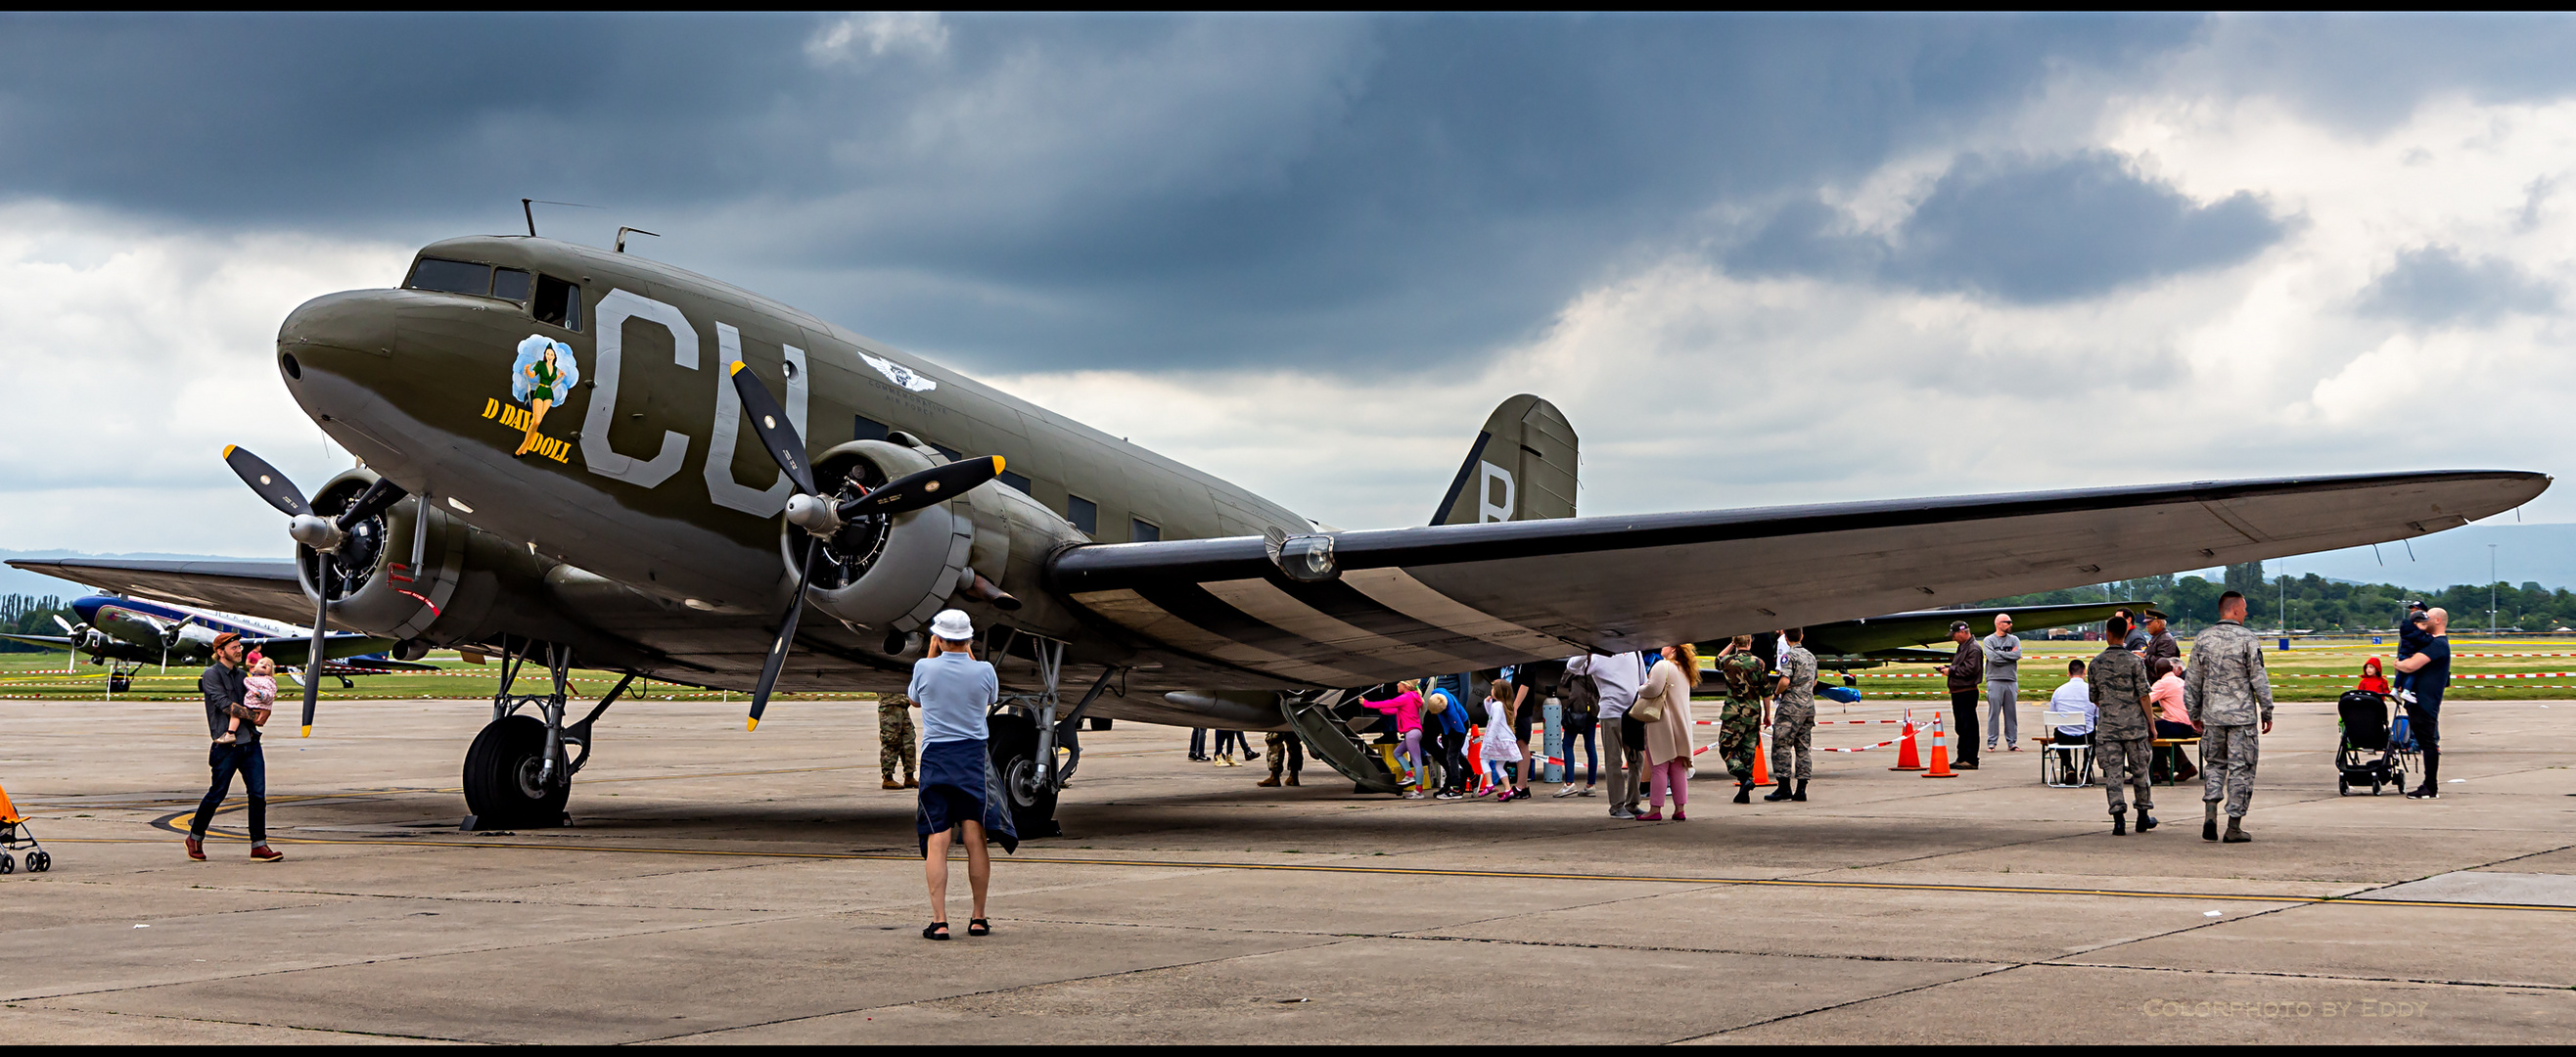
[{"left": 910, "top": 609, "right": 1014, "bottom": 941}]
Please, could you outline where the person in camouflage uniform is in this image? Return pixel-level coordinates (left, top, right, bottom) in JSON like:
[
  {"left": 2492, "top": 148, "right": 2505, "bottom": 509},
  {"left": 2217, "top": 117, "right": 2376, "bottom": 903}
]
[
  {"left": 2089, "top": 615, "right": 2158, "bottom": 835},
  {"left": 1259, "top": 730, "right": 1305, "bottom": 787},
  {"left": 879, "top": 692, "right": 918, "bottom": 789},
  {"left": 1713, "top": 634, "right": 1769, "bottom": 804},
  {"left": 2185, "top": 591, "right": 2274, "bottom": 843},
  {"left": 1765, "top": 627, "right": 1819, "bottom": 803}
]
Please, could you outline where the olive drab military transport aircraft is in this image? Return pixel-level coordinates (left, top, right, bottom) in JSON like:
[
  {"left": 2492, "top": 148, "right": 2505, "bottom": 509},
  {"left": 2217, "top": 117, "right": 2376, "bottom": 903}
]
[{"left": 12, "top": 232, "right": 2550, "bottom": 835}]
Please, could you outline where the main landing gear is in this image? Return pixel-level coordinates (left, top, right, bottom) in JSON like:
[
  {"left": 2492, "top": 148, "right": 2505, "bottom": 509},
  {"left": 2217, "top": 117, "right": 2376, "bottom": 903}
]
[
  {"left": 986, "top": 632, "right": 1119, "bottom": 840},
  {"left": 460, "top": 643, "right": 632, "bottom": 831}
]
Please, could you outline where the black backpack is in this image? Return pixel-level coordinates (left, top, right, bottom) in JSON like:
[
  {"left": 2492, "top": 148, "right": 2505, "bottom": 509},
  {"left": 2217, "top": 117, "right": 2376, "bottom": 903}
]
[{"left": 1559, "top": 668, "right": 1599, "bottom": 722}]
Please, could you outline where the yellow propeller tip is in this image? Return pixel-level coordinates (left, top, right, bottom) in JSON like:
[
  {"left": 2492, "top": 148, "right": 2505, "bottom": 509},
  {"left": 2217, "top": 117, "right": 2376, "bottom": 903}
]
[
  {"left": 746, "top": 717, "right": 759, "bottom": 731},
  {"left": 300, "top": 725, "right": 312, "bottom": 738},
  {"left": 222, "top": 444, "right": 237, "bottom": 458},
  {"left": 728, "top": 360, "right": 749, "bottom": 376},
  {"left": 990, "top": 455, "right": 1006, "bottom": 473}
]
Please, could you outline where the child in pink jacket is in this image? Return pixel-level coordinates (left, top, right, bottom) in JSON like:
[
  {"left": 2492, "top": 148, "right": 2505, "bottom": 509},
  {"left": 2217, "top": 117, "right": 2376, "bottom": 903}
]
[{"left": 1359, "top": 680, "right": 1426, "bottom": 798}]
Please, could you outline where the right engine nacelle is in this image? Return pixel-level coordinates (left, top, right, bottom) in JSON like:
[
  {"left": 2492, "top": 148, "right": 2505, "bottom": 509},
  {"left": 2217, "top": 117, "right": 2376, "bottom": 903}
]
[{"left": 786, "top": 440, "right": 976, "bottom": 634}]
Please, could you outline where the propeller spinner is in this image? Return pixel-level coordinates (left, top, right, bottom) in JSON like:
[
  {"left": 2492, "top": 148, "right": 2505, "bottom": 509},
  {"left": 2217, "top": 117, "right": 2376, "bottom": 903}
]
[
  {"left": 221, "top": 445, "right": 407, "bottom": 736},
  {"left": 725, "top": 361, "right": 1003, "bottom": 730}
]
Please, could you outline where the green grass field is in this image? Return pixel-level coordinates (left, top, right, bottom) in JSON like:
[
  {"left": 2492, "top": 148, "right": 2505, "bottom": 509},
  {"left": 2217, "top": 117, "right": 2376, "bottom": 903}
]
[
  {"left": 1839, "top": 636, "right": 2576, "bottom": 703},
  {"left": 0, "top": 651, "right": 829, "bottom": 705},
  {"left": 4, "top": 637, "right": 2565, "bottom": 707}
]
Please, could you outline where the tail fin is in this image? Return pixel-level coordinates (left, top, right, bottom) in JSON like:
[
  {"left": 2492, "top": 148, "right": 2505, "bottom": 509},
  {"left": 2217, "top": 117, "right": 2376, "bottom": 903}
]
[{"left": 1429, "top": 394, "right": 1578, "bottom": 526}]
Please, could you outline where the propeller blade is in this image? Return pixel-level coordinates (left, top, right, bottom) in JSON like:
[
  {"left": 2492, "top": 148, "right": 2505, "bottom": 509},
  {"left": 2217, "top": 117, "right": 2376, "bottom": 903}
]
[
  {"left": 838, "top": 456, "right": 1004, "bottom": 519},
  {"left": 223, "top": 445, "right": 311, "bottom": 517},
  {"left": 336, "top": 477, "right": 409, "bottom": 530},
  {"left": 52, "top": 615, "right": 74, "bottom": 634},
  {"left": 746, "top": 539, "right": 819, "bottom": 732},
  {"left": 727, "top": 360, "right": 816, "bottom": 496},
  {"left": 302, "top": 552, "right": 329, "bottom": 737}
]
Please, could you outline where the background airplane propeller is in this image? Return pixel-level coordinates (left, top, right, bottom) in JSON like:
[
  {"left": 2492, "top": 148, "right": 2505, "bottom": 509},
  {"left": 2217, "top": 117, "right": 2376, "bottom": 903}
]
[
  {"left": 725, "top": 360, "right": 1003, "bottom": 730},
  {"left": 222, "top": 445, "right": 408, "bottom": 736}
]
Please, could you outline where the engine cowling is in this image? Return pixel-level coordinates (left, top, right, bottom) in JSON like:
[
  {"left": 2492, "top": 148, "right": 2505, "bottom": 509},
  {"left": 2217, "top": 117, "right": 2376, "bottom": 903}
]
[
  {"left": 297, "top": 469, "right": 553, "bottom": 646},
  {"left": 783, "top": 440, "right": 973, "bottom": 633}
]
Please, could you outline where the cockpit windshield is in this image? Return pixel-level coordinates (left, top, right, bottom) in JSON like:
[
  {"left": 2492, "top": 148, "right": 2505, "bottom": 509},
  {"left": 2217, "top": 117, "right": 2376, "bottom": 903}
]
[
  {"left": 403, "top": 255, "right": 582, "bottom": 331},
  {"left": 405, "top": 257, "right": 492, "bottom": 296}
]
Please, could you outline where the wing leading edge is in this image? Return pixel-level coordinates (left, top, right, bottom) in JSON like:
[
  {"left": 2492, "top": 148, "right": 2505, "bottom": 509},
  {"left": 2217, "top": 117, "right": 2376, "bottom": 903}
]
[
  {"left": 6, "top": 558, "right": 312, "bottom": 626},
  {"left": 1048, "top": 470, "right": 2547, "bottom": 686}
]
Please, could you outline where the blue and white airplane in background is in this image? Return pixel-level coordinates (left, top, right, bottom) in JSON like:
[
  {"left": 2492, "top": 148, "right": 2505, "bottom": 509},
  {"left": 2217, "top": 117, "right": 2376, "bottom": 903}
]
[{"left": 2, "top": 594, "right": 437, "bottom": 687}]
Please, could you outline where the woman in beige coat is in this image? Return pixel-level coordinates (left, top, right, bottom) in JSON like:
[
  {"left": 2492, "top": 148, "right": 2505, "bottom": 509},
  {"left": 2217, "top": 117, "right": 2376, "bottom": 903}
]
[{"left": 1634, "top": 643, "right": 1699, "bottom": 820}]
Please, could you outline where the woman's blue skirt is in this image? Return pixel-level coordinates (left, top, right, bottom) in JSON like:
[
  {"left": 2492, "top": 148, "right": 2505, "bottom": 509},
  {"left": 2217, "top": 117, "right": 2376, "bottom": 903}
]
[{"left": 916, "top": 737, "right": 1019, "bottom": 856}]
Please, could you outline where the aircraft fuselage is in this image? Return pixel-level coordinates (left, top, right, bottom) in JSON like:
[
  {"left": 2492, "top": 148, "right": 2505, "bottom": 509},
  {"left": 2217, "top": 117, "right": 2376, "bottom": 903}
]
[{"left": 276, "top": 236, "right": 1311, "bottom": 695}]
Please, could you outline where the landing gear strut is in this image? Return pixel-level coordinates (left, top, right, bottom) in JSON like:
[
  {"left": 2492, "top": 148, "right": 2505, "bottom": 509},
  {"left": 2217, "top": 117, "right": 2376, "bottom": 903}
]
[
  {"left": 461, "top": 643, "right": 632, "bottom": 830},
  {"left": 987, "top": 633, "right": 1118, "bottom": 840}
]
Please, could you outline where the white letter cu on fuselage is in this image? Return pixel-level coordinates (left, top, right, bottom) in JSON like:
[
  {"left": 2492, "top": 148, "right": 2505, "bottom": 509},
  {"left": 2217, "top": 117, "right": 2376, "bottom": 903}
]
[
  {"left": 1478, "top": 461, "right": 1515, "bottom": 524},
  {"left": 579, "top": 289, "right": 819, "bottom": 517}
]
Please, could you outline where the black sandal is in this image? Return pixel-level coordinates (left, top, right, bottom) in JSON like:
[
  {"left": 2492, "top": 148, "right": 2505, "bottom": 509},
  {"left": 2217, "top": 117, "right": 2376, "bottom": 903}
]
[
  {"left": 923, "top": 921, "right": 950, "bottom": 941},
  {"left": 967, "top": 918, "right": 990, "bottom": 937}
]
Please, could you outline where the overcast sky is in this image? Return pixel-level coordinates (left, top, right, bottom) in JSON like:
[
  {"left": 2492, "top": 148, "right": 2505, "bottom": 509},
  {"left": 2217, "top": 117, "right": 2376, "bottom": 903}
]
[{"left": 4, "top": 13, "right": 2573, "bottom": 561}]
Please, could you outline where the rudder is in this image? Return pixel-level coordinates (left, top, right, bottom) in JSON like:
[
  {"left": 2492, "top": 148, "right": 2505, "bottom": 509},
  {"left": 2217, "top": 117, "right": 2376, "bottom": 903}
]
[{"left": 1429, "top": 394, "right": 1578, "bottom": 526}]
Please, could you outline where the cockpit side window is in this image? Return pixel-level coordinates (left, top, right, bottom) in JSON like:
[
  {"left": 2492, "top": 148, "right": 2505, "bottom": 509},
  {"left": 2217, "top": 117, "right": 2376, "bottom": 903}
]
[
  {"left": 405, "top": 257, "right": 492, "bottom": 296},
  {"left": 491, "top": 267, "right": 532, "bottom": 302},
  {"left": 534, "top": 274, "right": 583, "bottom": 331}
]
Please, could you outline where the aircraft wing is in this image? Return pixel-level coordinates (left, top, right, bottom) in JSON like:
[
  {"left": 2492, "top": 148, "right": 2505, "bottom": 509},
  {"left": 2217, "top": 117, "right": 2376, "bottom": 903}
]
[
  {"left": 0, "top": 632, "right": 76, "bottom": 651},
  {"left": 6, "top": 558, "right": 313, "bottom": 626},
  {"left": 1048, "top": 470, "right": 2545, "bottom": 686},
  {"left": 1803, "top": 600, "right": 2136, "bottom": 657}
]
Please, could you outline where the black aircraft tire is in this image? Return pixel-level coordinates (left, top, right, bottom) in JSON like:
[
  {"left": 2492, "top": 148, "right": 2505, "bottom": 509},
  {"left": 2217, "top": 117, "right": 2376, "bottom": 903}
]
[
  {"left": 989, "top": 713, "right": 1062, "bottom": 840},
  {"left": 463, "top": 714, "right": 569, "bottom": 826}
]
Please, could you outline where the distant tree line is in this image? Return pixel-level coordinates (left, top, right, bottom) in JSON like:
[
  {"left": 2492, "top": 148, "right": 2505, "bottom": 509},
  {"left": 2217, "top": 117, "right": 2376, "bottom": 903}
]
[
  {"left": 1970, "top": 564, "right": 2574, "bottom": 633},
  {"left": 0, "top": 593, "right": 72, "bottom": 653}
]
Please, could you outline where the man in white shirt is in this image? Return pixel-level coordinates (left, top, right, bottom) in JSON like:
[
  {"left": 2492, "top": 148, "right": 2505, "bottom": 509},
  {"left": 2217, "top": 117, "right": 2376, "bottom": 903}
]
[
  {"left": 1567, "top": 650, "right": 1648, "bottom": 819},
  {"left": 2047, "top": 659, "right": 2096, "bottom": 742},
  {"left": 2047, "top": 658, "right": 2096, "bottom": 784}
]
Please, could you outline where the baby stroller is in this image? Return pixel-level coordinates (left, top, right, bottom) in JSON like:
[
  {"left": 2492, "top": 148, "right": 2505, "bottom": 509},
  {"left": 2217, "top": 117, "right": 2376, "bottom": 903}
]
[
  {"left": 0, "top": 780, "right": 50, "bottom": 873},
  {"left": 2335, "top": 690, "right": 2410, "bottom": 797}
]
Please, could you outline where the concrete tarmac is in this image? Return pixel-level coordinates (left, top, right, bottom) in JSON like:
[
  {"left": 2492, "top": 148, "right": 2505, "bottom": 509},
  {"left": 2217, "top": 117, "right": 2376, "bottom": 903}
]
[{"left": 3, "top": 693, "right": 2573, "bottom": 1043}]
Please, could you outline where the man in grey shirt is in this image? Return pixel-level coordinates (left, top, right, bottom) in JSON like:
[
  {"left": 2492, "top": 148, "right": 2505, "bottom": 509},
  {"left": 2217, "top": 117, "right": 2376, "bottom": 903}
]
[
  {"left": 1569, "top": 650, "right": 1647, "bottom": 819},
  {"left": 1983, "top": 614, "right": 2023, "bottom": 753},
  {"left": 185, "top": 632, "right": 282, "bottom": 863}
]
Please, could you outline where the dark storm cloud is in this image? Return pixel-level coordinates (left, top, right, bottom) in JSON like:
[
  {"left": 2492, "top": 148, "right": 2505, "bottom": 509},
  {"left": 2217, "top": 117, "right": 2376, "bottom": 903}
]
[
  {"left": 2359, "top": 246, "right": 2557, "bottom": 326},
  {"left": 1724, "top": 152, "right": 2288, "bottom": 302},
  {"left": 0, "top": 14, "right": 2206, "bottom": 372}
]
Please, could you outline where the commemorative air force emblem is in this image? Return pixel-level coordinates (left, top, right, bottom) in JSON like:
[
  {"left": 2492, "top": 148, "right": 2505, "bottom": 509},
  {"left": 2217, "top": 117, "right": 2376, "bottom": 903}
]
[{"left": 859, "top": 350, "right": 938, "bottom": 393}]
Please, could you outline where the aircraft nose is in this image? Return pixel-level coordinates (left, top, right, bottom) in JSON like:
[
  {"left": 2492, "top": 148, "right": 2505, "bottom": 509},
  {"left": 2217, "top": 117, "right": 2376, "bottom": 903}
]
[{"left": 277, "top": 290, "right": 399, "bottom": 379}]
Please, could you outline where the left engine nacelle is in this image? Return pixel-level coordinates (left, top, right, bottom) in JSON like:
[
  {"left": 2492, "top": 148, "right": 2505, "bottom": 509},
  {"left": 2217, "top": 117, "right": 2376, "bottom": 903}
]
[{"left": 299, "top": 469, "right": 554, "bottom": 645}]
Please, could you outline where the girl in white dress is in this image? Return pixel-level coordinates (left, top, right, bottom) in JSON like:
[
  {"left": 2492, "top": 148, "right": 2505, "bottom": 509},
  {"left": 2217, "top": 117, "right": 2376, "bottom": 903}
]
[{"left": 1479, "top": 679, "right": 1526, "bottom": 800}]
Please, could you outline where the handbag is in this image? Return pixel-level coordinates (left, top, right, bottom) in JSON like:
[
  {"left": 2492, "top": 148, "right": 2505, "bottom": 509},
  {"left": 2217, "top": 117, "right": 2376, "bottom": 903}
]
[{"left": 1629, "top": 680, "right": 1666, "bottom": 724}]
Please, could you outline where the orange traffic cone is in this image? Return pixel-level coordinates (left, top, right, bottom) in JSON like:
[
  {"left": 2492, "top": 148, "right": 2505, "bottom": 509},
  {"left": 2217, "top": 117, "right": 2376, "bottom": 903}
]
[
  {"left": 1922, "top": 711, "right": 1957, "bottom": 778},
  {"left": 1889, "top": 707, "right": 1925, "bottom": 770},
  {"left": 1751, "top": 722, "right": 1772, "bottom": 786}
]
